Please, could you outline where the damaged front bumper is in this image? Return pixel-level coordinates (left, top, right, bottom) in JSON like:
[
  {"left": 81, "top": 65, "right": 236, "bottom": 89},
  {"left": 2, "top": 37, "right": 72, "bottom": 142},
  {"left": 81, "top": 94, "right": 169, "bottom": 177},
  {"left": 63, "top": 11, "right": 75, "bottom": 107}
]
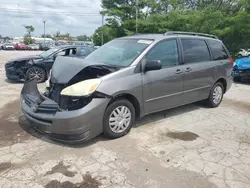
[
  {"left": 21, "top": 79, "right": 110, "bottom": 143},
  {"left": 5, "top": 65, "right": 21, "bottom": 81}
]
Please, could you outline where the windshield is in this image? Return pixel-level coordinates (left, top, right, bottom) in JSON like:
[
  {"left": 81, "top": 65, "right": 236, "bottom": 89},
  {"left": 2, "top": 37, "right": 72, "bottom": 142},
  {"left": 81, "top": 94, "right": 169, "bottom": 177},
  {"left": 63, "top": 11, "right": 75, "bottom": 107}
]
[
  {"left": 39, "top": 48, "right": 59, "bottom": 58},
  {"left": 85, "top": 39, "right": 153, "bottom": 67}
]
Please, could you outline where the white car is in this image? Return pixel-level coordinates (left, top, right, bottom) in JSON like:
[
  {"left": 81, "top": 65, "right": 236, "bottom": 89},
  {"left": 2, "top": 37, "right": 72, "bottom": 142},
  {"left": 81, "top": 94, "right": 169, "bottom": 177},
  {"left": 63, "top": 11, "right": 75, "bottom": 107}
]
[
  {"left": 28, "top": 44, "right": 40, "bottom": 50},
  {"left": 2, "top": 43, "right": 15, "bottom": 50},
  {"left": 237, "top": 49, "right": 250, "bottom": 58}
]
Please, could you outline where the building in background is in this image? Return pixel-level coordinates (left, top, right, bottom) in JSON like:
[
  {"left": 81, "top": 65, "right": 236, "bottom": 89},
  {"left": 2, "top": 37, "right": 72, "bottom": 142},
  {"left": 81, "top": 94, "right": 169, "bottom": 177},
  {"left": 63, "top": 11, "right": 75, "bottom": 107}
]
[{"left": 12, "top": 37, "right": 54, "bottom": 44}]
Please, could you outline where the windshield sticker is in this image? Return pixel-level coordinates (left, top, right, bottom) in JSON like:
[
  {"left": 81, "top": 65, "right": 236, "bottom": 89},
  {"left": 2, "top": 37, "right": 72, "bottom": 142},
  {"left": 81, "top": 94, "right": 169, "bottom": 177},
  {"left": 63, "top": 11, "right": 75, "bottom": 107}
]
[{"left": 137, "top": 40, "right": 153, "bottom": 44}]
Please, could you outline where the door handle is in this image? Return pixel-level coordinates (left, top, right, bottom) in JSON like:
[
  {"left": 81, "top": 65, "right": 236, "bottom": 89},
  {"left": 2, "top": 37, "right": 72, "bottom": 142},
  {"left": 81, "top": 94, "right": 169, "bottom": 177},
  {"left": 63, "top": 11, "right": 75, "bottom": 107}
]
[
  {"left": 175, "top": 69, "right": 182, "bottom": 74},
  {"left": 185, "top": 67, "right": 192, "bottom": 72}
]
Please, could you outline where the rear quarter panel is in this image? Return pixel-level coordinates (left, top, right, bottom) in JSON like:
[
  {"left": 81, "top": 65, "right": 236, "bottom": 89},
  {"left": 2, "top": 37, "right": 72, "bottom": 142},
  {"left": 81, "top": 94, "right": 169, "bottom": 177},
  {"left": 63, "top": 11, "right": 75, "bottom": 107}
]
[{"left": 214, "top": 59, "right": 233, "bottom": 85}]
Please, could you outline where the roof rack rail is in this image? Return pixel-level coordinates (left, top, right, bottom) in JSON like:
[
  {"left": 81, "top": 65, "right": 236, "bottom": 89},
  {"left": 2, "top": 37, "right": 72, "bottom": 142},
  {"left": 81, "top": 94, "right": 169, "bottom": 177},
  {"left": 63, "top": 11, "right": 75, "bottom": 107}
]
[{"left": 163, "top": 31, "right": 219, "bottom": 39}]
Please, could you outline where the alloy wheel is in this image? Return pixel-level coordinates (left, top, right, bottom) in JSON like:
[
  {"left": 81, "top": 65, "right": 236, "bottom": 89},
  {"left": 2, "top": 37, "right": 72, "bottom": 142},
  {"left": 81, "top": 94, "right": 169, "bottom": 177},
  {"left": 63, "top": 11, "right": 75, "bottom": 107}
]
[{"left": 28, "top": 67, "right": 45, "bottom": 82}]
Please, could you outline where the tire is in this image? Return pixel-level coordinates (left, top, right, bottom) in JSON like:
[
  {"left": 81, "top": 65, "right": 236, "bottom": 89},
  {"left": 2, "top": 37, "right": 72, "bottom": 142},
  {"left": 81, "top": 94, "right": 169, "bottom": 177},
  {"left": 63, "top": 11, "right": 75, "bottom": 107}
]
[
  {"left": 26, "top": 66, "right": 46, "bottom": 83},
  {"left": 103, "top": 99, "right": 135, "bottom": 139},
  {"left": 206, "top": 82, "right": 224, "bottom": 108}
]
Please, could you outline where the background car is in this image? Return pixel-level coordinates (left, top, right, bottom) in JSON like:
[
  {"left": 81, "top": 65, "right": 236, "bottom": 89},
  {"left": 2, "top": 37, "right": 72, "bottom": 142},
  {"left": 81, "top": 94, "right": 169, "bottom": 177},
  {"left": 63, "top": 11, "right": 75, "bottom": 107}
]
[
  {"left": 232, "top": 57, "right": 250, "bottom": 82},
  {"left": 14, "top": 43, "right": 29, "bottom": 50},
  {"left": 2, "top": 43, "right": 15, "bottom": 50},
  {"left": 28, "top": 44, "right": 40, "bottom": 50},
  {"left": 236, "top": 48, "right": 250, "bottom": 58},
  {"left": 5, "top": 45, "right": 95, "bottom": 83}
]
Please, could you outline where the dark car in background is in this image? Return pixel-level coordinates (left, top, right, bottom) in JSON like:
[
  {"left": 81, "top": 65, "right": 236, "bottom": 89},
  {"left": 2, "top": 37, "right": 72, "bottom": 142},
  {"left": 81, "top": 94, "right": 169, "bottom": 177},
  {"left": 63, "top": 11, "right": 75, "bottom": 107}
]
[{"left": 5, "top": 45, "right": 95, "bottom": 83}]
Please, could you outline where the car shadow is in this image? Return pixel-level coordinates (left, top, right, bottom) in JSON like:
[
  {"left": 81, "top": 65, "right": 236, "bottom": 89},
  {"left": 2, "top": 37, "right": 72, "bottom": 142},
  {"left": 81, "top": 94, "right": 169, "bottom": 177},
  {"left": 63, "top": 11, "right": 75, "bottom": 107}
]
[
  {"left": 4, "top": 78, "right": 24, "bottom": 84},
  {"left": 233, "top": 80, "right": 250, "bottom": 85},
  {"left": 135, "top": 101, "right": 204, "bottom": 128},
  {"left": 18, "top": 102, "right": 205, "bottom": 148}
]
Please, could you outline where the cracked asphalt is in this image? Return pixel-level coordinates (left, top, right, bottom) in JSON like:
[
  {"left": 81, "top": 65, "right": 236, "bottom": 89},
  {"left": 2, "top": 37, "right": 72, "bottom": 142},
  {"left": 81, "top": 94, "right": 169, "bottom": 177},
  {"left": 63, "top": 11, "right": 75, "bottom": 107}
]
[{"left": 0, "top": 51, "right": 250, "bottom": 188}]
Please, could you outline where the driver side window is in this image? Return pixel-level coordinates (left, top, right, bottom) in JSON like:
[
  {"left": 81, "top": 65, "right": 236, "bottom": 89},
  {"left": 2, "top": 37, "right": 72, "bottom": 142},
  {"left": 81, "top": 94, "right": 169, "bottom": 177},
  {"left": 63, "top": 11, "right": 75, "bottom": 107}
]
[
  {"left": 146, "top": 39, "right": 179, "bottom": 67},
  {"left": 57, "top": 50, "right": 66, "bottom": 56}
]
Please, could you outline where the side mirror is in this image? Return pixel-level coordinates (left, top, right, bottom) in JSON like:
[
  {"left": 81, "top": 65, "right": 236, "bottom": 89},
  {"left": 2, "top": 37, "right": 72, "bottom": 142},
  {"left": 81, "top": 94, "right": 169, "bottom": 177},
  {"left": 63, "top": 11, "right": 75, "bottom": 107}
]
[{"left": 144, "top": 60, "right": 162, "bottom": 72}]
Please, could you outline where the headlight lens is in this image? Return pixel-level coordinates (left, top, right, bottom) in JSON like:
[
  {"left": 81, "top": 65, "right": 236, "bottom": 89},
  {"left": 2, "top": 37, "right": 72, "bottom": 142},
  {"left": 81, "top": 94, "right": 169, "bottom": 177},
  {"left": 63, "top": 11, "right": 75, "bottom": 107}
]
[{"left": 60, "top": 78, "right": 102, "bottom": 96}]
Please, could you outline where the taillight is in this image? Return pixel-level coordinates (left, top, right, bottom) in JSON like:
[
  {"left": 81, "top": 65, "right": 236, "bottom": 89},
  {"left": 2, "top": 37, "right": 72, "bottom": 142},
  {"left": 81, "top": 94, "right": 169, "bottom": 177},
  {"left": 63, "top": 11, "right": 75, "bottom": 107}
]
[{"left": 229, "top": 58, "right": 234, "bottom": 64}]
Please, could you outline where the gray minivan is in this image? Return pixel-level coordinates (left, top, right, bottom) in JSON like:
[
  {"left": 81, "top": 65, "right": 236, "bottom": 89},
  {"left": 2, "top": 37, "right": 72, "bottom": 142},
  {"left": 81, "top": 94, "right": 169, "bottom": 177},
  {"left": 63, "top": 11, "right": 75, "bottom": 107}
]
[{"left": 21, "top": 32, "right": 233, "bottom": 142}]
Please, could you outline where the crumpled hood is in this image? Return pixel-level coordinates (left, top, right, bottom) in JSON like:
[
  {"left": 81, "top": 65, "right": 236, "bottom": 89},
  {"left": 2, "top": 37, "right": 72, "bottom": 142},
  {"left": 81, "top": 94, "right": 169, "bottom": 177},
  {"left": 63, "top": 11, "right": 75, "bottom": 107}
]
[
  {"left": 9, "top": 55, "right": 42, "bottom": 63},
  {"left": 51, "top": 56, "right": 106, "bottom": 84}
]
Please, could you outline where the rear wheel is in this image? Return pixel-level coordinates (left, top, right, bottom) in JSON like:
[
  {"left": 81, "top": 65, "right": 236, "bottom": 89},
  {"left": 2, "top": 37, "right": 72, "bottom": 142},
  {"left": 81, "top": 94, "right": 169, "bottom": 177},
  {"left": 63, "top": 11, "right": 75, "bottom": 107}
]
[
  {"left": 206, "top": 82, "right": 224, "bottom": 108},
  {"left": 103, "top": 99, "right": 135, "bottom": 139},
  {"left": 26, "top": 66, "right": 46, "bottom": 83}
]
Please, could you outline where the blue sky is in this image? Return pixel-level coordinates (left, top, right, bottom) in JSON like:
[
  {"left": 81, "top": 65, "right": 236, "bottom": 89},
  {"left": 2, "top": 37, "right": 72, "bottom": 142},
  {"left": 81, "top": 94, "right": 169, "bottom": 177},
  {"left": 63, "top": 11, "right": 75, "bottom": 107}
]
[{"left": 0, "top": 0, "right": 102, "bottom": 37}]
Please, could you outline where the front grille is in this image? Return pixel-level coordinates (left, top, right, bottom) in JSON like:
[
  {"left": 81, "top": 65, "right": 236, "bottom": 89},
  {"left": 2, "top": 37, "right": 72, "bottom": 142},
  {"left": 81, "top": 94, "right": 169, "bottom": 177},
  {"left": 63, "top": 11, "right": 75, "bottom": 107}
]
[{"left": 23, "top": 94, "right": 58, "bottom": 114}]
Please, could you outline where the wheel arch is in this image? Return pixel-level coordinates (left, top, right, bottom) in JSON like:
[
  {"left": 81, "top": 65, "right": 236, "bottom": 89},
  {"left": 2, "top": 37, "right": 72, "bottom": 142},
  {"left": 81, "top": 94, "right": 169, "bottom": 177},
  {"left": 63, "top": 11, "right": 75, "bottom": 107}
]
[
  {"left": 215, "top": 77, "right": 227, "bottom": 93},
  {"left": 108, "top": 93, "right": 141, "bottom": 119}
]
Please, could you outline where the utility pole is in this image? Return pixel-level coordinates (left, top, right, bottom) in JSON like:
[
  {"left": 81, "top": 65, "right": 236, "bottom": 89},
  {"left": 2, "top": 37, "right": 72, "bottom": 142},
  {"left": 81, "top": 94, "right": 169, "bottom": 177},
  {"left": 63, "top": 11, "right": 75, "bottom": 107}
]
[
  {"left": 101, "top": 13, "right": 104, "bottom": 45},
  {"left": 136, "top": 0, "right": 138, "bottom": 34},
  {"left": 43, "top": 20, "right": 46, "bottom": 45}
]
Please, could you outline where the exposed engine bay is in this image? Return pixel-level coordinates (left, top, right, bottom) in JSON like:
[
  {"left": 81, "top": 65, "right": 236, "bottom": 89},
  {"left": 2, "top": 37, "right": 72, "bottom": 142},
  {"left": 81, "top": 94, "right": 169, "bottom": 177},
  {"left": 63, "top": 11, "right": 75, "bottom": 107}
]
[{"left": 44, "top": 65, "right": 117, "bottom": 111}]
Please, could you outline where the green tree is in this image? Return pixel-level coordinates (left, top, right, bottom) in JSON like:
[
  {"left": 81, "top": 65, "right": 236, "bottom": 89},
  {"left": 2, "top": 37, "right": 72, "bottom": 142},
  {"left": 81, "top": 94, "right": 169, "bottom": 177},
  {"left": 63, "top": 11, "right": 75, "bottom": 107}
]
[
  {"left": 93, "top": 25, "right": 114, "bottom": 46},
  {"left": 53, "top": 30, "right": 61, "bottom": 39},
  {"left": 77, "top": 35, "right": 90, "bottom": 41},
  {"left": 93, "top": 0, "right": 250, "bottom": 54},
  {"left": 23, "top": 34, "right": 34, "bottom": 44},
  {"left": 23, "top": 25, "right": 35, "bottom": 36}
]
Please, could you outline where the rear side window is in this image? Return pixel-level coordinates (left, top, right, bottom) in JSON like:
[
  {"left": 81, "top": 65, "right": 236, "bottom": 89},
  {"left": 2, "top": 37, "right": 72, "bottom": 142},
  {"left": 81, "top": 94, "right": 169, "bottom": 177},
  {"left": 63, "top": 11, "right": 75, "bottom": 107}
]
[
  {"left": 207, "top": 40, "right": 229, "bottom": 60},
  {"left": 181, "top": 39, "right": 210, "bottom": 63},
  {"left": 79, "top": 47, "right": 92, "bottom": 56}
]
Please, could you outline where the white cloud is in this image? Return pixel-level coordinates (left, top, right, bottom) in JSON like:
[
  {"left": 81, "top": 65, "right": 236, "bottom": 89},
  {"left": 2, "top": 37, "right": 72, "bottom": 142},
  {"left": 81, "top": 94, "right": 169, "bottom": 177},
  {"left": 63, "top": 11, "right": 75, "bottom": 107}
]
[{"left": 0, "top": 0, "right": 102, "bottom": 37}]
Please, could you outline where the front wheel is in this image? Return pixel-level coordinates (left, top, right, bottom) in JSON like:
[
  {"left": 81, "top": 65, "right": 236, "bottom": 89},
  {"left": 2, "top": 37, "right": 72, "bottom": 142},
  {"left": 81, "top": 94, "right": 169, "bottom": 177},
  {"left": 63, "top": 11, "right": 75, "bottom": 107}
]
[
  {"left": 103, "top": 99, "right": 135, "bottom": 139},
  {"left": 206, "top": 82, "right": 224, "bottom": 108},
  {"left": 26, "top": 66, "right": 46, "bottom": 83}
]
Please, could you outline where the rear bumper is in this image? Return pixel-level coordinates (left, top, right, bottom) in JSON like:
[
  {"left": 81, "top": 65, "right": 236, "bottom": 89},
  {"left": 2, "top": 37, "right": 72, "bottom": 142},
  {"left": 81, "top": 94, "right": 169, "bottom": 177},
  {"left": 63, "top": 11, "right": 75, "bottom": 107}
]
[
  {"left": 226, "top": 76, "right": 233, "bottom": 92},
  {"left": 21, "top": 79, "right": 110, "bottom": 143}
]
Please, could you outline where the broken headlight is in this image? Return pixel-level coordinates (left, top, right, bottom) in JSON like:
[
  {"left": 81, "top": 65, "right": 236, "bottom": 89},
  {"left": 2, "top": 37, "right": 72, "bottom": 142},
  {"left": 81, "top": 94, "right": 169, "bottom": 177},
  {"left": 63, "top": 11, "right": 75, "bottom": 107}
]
[{"left": 60, "top": 78, "right": 102, "bottom": 97}]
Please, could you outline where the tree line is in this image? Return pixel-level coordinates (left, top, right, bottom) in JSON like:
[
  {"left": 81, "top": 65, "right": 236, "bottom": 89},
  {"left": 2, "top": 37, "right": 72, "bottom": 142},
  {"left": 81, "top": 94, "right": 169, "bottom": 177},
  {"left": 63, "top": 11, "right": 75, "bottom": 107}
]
[{"left": 92, "top": 0, "right": 250, "bottom": 55}]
